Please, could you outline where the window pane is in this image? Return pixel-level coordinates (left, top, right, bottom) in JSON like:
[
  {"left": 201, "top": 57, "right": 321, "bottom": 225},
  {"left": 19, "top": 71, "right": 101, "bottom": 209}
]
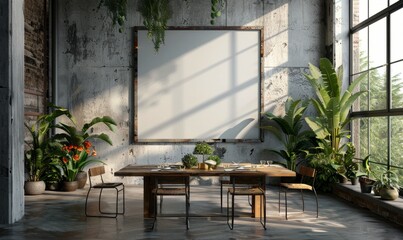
[
  {"left": 369, "top": 117, "right": 388, "bottom": 165},
  {"left": 391, "top": 8, "right": 403, "bottom": 62},
  {"left": 391, "top": 116, "right": 403, "bottom": 167},
  {"left": 369, "top": 0, "right": 388, "bottom": 17},
  {"left": 352, "top": 118, "right": 369, "bottom": 158},
  {"left": 352, "top": 72, "right": 369, "bottom": 111},
  {"left": 391, "top": 62, "right": 403, "bottom": 109},
  {"left": 352, "top": 28, "right": 368, "bottom": 74},
  {"left": 369, "top": 18, "right": 386, "bottom": 68},
  {"left": 369, "top": 67, "right": 387, "bottom": 110},
  {"left": 390, "top": 167, "right": 403, "bottom": 190},
  {"left": 352, "top": 0, "right": 368, "bottom": 27}
]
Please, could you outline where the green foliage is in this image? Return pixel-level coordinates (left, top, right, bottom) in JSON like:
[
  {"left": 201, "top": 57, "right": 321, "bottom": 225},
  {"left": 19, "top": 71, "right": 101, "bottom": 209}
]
[
  {"left": 193, "top": 142, "right": 214, "bottom": 156},
  {"left": 24, "top": 105, "right": 73, "bottom": 182},
  {"left": 52, "top": 111, "right": 117, "bottom": 182},
  {"left": 303, "top": 58, "right": 366, "bottom": 191},
  {"left": 138, "top": 0, "right": 172, "bottom": 52},
  {"left": 98, "top": 0, "right": 127, "bottom": 33},
  {"left": 210, "top": 0, "right": 225, "bottom": 25},
  {"left": 207, "top": 155, "right": 221, "bottom": 166},
  {"left": 304, "top": 58, "right": 366, "bottom": 156},
  {"left": 262, "top": 97, "right": 315, "bottom": 171},
  {"left": 378, "top": 170, "right": 400, "bottom": 190},
  {"left": 308, "top": 154, "right": 339, "bottom": 192},
  {"left": 182, "top": 154, "right": 198, "bottom": 169}
]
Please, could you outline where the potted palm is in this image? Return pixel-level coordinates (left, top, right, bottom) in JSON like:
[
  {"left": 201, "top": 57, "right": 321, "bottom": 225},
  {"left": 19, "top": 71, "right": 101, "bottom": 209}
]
[
  {"left": 24, "top": 105, "right": 72, "bottom": 195},
  {"left": 261, "top": 97, "right": 315, "bottom": 171},
  {"left": 52, "top": 114, "right": 117, "bottom": 191}
]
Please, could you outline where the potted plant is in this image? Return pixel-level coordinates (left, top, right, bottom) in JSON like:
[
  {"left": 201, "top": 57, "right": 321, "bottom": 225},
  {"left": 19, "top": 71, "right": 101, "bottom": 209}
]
[
  {"left": 206, "top": 155, "right": 221, "bottom": 169},
  {"left": 378, "top": 170, "right": 400, "bottom": 200},
  {"left": 24, "top": 105, "right": 73, "bottom": 195},
  {"left": 262, "top": 97, "right": 315, "bottom": 171},
  {"left": 181, "top": 154, "right": 198, "bottom": 169},
  {"left": 52, "top": 114, "right": 117, "bottom": 191},
  {"left": 303, "top": 58, "right": 366, "bottom": 192},
  {"left": 193, "top": 142, "right": 214, "bottom": 169},
  {"left": 358, "top": 155, "right": 376, "bottom": 193}
]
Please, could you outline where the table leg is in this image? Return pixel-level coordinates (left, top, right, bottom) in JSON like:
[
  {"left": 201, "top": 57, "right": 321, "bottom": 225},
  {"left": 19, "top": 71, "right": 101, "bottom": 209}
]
[
  {"left": 252, "top": 195, "right": 262, "bottom": 218},
  {"left": 143, "top": 176, "right": 156, "bottom": 218}
]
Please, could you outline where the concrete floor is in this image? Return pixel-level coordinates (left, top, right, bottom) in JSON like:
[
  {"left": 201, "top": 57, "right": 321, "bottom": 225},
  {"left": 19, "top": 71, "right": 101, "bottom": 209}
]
[{"left": 1, "top": 185, "right": 402, "bottom": 240}]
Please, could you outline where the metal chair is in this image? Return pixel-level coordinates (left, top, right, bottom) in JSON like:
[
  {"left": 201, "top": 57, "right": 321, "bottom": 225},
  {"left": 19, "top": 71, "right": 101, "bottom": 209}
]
[
  {"left": 227, "top": 173, "right": 266, "bottom": 230},
  {"left": 278, "top": 165, "right": 318, "bottom": 220},
  {"left": 152, "top": 175, "right": 190, "bottom": 230},
  {"left": 85, "top": 165, "right": 125, "bottom": 218}
]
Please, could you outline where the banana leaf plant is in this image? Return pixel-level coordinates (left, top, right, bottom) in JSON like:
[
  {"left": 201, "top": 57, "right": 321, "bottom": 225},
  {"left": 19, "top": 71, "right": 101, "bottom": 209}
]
[
  {"left": 24, "top": 105, "right": 73, "bottom": 182},
  {"left": 261, "top": 97, "right": 315, "bottom": 171},
  {"left": 303, "top": 58, "right": 366, "bottom": 160}
]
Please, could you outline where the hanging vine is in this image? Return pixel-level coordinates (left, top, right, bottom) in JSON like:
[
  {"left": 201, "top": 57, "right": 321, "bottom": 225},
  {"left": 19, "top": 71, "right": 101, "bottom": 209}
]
[
  {"left": 97, "top": 0, "right": 127, "bottom": 33},
  {"left": 138, "top": 0, "right": 172, "bottom": 52},
  {"left": 210, "top": 0, "right": 225, "bottom": 25}
]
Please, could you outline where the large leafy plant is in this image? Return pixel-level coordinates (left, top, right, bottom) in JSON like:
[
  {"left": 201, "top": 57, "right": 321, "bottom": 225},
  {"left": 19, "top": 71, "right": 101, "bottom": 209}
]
[
  {"left": 52, "top": 114, "right": 117, "bottom": 182},
  {"left": 303, "top": 58, "right": 366, "bottom": 157},
  {"left": 24, "top": 105, "right": 73, "bottom": 182},
  {"left": 261, "top": 97, "right": 315, "bottom": 171},
  {"left": 303, "top": 58, "right": 366, "bottom": 191}
]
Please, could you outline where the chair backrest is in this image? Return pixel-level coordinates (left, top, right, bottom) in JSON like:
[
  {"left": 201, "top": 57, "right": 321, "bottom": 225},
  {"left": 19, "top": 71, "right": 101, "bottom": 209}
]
[
  {"left": 229, "top": 173, "right": 266, "bottom": 190},
  {"left": 297, "top": 166, "right": 316, "bottom": 185},
  {"left": 88, "top": 166, "right": 106, "bottom": 187},
  {"left": 155, "top": 175, "right": 190, "bottom": 186},
  {"left": 88, "top": 166, "right": 105, "bottom": 177}
]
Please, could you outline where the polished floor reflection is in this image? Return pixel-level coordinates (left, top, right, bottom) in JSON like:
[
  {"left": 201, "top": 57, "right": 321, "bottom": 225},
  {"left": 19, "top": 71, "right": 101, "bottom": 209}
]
[{"left": 1, "top": 185, "right": 402, "bottom": 240}]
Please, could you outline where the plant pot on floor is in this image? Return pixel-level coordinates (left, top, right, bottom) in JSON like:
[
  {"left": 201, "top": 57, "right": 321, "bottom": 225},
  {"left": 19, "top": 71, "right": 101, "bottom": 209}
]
[
  {"left": 24, "top": 181, "right": 46, "bottom": 195},
  {"left": 76, "top": 171, "right": 88, "bottom": 189},
  {"left": 62, "top": 181, "right": 79, "bottom": 192}
]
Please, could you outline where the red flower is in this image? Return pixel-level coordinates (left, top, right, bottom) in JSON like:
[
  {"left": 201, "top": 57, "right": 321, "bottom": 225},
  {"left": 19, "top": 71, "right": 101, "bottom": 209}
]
[
  {"left": 86, "top": 149, "right": 90, "bottom": 154},
  {"left": 68, "top": 145, "right": 74, "bottom": 150},
  {"left": 83, "top": 141, "right": 91, "bottom": 149},
  {"left": 77, "top": 146, "right": 84, "bottom": 152},
  {"left": 73, "top": 154, "right": 80, "bottom": 161},
  {"left": 62, "top": 157, "right": 68, "bottom": 164}
]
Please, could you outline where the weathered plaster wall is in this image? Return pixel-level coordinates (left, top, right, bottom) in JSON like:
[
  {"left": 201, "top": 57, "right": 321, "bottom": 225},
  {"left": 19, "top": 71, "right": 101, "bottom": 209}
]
[
  {"left": 55, "top": 0, "right": 325, "bottom": 184},
  {"left": 0, "top": 0, "right": 25, "bottom": 224}
]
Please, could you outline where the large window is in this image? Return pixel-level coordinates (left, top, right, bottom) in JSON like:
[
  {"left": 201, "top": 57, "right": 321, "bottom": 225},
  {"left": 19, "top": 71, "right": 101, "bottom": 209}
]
[{"left": 350, "top": 0, "right": 403, "bottom": 183}]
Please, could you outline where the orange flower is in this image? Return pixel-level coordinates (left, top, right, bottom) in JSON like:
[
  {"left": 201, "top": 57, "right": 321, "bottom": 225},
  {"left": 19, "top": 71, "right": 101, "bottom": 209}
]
[
  {"left": 62, "top": 145, "right": 68, "bottom": 151},
  {"left": 77, "top": 146, "right": 84, "bottom": 152},
  {"left": 86, "top": 149, "right": 90, "bottom": 154},
  {"left": 68, "top": 145, "right": 74, "bottom": 150},
  {"left": 73, "top": 154, "right": 80, "bottom": 161},
  {"left": 62, "top": 157, "right": 68, "bottom": 164},
  {"left": 92, "top": 150, "right": 97, "bottom": 156},
  {"left": 83, "top": 141, "right": 91, "bottom": 149}
]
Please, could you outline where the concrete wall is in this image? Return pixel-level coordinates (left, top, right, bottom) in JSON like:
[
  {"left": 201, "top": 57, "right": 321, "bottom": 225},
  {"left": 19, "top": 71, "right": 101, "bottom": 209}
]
[
  {"left": 0, "top": 0, "right": 25, "bottom": 224},
  {"left": 55, "top": 0, "right": 325, "bottom": 184}
]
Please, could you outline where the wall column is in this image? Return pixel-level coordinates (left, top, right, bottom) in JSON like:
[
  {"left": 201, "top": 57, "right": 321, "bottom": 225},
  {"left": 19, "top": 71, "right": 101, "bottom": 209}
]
[{"left": 0, "top": 0, "right": 25, "bottom": 224}]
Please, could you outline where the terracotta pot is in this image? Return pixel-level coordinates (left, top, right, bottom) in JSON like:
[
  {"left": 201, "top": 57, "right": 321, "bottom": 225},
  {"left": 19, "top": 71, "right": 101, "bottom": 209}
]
[
  {"left": 24, "top": 181, "right": 46, "bottom": 195},
  {"left": 75, "top": 171, "right": 88, "bottom": 189},
  {"left": 62, "top": 181, "right": 79, "bottom": 192}
]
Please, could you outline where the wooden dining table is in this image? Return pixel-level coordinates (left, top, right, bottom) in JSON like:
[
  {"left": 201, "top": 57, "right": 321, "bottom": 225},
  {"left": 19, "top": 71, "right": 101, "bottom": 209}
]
[{"left": 114, "top": 163, "right": 296, "bottom": 218}]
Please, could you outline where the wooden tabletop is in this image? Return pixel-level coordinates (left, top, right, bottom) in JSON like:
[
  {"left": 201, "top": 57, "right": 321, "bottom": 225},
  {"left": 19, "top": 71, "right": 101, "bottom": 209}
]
[{"left": 114, "top": 164, "right": 296, "bottom": 178}]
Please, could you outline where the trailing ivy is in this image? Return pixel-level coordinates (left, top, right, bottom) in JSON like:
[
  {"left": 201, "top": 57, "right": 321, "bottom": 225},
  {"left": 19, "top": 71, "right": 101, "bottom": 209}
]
[
  {"left": 210, "top": 0, "right": 225, "bottom": 25},
  {"left": 138, "top": 0, "right": 172, "bottom": 52},
  {"left": 97, "top": 0, "right": 127, "bottom": 33}
]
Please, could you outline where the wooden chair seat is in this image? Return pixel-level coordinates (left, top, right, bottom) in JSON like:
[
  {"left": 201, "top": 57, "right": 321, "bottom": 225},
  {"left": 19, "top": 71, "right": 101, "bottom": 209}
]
[
  {"left": 153, "top": 187, "right": 187, "bottom": 195},
  {"left": 228, "top": 187, "right": 264, "bottom": 195},
  {"left": 85, "top": 165, "right": 125, "bottom": 218},
  {"left": 280, "top": 183, "right": 313, "bottom": 191},
  {"left": 279, "top": 165, "right": 318, "bottom": 220}
]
